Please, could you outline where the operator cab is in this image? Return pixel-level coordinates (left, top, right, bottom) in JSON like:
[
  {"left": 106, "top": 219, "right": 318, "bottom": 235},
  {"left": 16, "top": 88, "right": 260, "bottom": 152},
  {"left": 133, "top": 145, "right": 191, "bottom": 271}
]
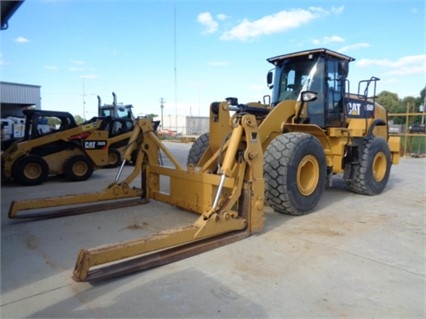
[
  {"left": 99, "top": 105, "right": 134, "bottom": 120},
  {"left": 267, "top": 48, "right": 355, "bottom": 128},
  {"left": 23, "top": 109, "right": 77, "bottom": 140},
  {"left": 98, "top": 92, "right": 135, "bottom": 120}
]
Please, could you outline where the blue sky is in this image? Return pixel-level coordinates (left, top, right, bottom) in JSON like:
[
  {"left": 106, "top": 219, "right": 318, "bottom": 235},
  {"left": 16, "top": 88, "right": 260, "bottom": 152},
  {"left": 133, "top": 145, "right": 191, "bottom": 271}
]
[{"left": 1, "top": 0, "right": 425, "bottom": 119}]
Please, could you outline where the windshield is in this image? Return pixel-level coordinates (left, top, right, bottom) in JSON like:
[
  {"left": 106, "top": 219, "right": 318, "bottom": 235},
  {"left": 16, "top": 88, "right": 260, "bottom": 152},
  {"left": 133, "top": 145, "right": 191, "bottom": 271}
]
[
  {"left": 298, "top": 59, "right": 320, "bottom": 100},
  {"left": 100, "top": 106, "right": 133, "bottom": 119},
  {"left": 272, "top": 57, "right": 322, "bottom": 105},
  {"left": 116, "top": 107, "right": 132, "bottom": 119}
]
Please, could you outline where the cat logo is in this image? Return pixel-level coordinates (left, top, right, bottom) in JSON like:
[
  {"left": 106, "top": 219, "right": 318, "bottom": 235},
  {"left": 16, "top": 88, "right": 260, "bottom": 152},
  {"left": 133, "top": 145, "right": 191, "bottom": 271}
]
[
  {"left": 347, "top": 102, "right": 361, "bottom": 115},
  {"left": 84, "top": 140, "right": 107, "bottom": 150}
]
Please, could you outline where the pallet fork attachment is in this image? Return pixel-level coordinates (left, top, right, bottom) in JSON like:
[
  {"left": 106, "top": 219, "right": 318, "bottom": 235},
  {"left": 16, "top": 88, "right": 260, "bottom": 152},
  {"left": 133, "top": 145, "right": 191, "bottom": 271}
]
[{"left": 9, "top": 102, "right": 265, "bottom": 282}]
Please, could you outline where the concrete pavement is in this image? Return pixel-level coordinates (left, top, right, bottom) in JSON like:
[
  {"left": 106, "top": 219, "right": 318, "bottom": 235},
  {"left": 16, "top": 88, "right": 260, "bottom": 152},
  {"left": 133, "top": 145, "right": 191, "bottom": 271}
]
[{"left": 1, "top": 142, "right": 425, "bottom": 318}]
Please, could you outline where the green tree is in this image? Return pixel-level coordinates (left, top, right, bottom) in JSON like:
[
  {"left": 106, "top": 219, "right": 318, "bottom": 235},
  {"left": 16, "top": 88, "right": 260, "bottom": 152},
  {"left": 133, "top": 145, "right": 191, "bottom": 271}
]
[
  {"left": 47, "top": 116, "right": 61, "bottom": 128},
  {"left": 376, "top": 87, "right": 426, "bottom": 126},
  {"left": 377, "top": 90, "right": 405, "bottom": 124},
  {"left": 402, "top": 96, "right": 419, "bottom": 124},
  {"left": 420, "top": 86, "right": 426, "bottom": 101},
  {"left": 415, "top": 86, "right": 426, "bottom": 113},
  {"left": 414, "top": 86, "right": 426, "bottom": 125},
  {"left": 74, "top": 115, "right": 84, "bottom": 124},
  {"left": 144, "top": 113, "right": 158, "bottom": 120}
]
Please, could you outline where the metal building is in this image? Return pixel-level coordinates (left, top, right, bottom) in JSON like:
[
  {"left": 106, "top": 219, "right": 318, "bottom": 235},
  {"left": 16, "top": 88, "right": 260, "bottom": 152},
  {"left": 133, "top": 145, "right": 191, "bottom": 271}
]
[
  {"left": 185, "top": 116, "right": 209, "bottom": 135},
  {"left": 159, "top": 115, "right": 209, "bottom": 136},
  {"left": 0, "top": 81, "right": 41, "bottom": 117}
]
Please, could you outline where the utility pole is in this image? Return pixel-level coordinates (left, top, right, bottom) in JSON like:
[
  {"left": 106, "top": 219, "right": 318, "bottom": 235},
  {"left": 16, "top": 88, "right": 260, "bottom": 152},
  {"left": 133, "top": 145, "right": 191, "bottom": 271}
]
[
  {"left": 404, "top": 101, "right": 411, "bottom": 157},
  {"left": 82, "top": 78, "right": 86, "bottom": 120},
  {"left": 160, "top": 97, "right": 165, "bottom": 129}
]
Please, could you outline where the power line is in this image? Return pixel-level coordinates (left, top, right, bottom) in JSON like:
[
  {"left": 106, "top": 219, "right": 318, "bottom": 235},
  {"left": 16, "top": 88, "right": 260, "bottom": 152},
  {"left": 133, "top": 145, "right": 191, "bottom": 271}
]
[{"left": 173, "top": 0, "right": 178, "bottom": 132}]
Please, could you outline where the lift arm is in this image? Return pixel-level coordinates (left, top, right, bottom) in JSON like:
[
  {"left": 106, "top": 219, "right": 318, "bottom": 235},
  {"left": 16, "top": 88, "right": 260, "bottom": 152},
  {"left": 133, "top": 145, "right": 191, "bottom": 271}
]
[
  {"left": 73, "top": 110, "right": 264, "bottom": 281},
  {"left": 8, "top": 102, "right": 265, "bottom": 281}
]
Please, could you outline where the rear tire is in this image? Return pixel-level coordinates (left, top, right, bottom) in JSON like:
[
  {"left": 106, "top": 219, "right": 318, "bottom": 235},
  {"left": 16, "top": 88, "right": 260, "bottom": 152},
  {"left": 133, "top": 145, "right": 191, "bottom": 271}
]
[
  {"left": 107, "top": 148, "right": 121, "bottom": 168},
  {"left": 346, "top": 137, "right": 391, "bottom": 195},
  {"left": 187, "top": 133, "right": 209, "bottom": 166},
  {"left": 264, "top": 133, "right": 326, "bottom": 215},
  {"left": 63, "top": 155, "right": 93, "bottom": 181},
  {"left": 12, "top": 155, "right": 49, "bottom": 186}
]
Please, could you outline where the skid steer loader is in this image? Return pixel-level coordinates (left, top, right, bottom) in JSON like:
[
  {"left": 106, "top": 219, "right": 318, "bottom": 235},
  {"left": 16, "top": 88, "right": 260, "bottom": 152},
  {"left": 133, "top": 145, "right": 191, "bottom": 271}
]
[
  {"left": 98, "top": 92, "right": 135, "bottom": 120},
  {"left": 94, "top": 92, "right": 159, "bottom": 167},
  {"left": 7, "top": 48, "right": 400, "bottom": 282},
  {"left": 85, "top": 115, "right": 134, "bottom": 167},
  {"left": 90, "top": 93, "right": 161, "bottom": 167},
  {"left": 1, "top": 109, "right": 109, "bottom": 186},
  {"left": 94, "top": 92, "right": 135, "bottom": 167}
]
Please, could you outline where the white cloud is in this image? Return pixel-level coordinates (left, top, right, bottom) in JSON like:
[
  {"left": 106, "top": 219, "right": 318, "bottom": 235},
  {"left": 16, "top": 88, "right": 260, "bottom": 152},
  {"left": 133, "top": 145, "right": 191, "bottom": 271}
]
[
  {"left": 197, "top": 12, "right": 218, "bottom": 34},
  {"left": 331, "top": 6, "right": 345, "bottom": 14},
  {"left": 357, "top": 54, "right": 426, "bottom": 76},
  {"left": 338, "top": 43, "right": 370, "bottom": 53},
  {"left": 217, "top": 14, "right": 227, "bottom": 21},
  {"left": 68, "top": 66, "right": 84, "bottom": 72},
  {"left": 197, "top": 12, "right": 228, "bottom": 34},
  {"left": 71, "top": 59, "right": 85, "bottom": 65},
  {"left": 220, "top": 6, "right": 344, "bottom": 41},
  {"left": 313, "top": 35, "right": 345, "bottom": 45},
  {"left": 15, "top": 36, "right": 29, "bottom": 43},
  {"left": 68, "top": 60, "right": 86, "bottom": 72},
  {"left": 307, "top": 6, "right": 344, "bottom": 15}
]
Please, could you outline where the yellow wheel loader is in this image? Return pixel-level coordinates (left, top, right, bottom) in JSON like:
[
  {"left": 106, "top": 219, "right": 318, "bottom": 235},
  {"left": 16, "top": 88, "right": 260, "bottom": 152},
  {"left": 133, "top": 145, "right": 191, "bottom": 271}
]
[
  {"left": 1, "top": 109, "right": 109, "bottom": 186},
  {"left": 7, "top": 48, "right": 400, "bottom": 281},
  {"left": 188, "top": 48, "right": 400, "bottom": 215}
]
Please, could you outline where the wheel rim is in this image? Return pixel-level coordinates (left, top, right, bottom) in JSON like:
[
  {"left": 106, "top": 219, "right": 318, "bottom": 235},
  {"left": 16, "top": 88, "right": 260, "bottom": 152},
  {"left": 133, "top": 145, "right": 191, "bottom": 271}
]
[
  {"left": 296, "top": 154, "right": 319, "bottom": 196},
  {"left": 108, "top": 152, "right": 119, "bottom": 165},
  {"left": 372, "top": 152, "right": 387, "bottom": 182},
  {"left": 23, "top": 163, "right": 42, "bottom": 180},
  {"left": 73, "top": 161, "right": 88, "bottom": 177}
]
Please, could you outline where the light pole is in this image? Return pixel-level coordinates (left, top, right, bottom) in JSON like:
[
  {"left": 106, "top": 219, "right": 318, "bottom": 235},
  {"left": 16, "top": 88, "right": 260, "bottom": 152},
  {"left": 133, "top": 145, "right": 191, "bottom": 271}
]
[
  {"left": 82, "top": 78, "right": 86, "bottom": 120},
  {"left": 160, "top": 97, "right": 165, "bottom": 130}
]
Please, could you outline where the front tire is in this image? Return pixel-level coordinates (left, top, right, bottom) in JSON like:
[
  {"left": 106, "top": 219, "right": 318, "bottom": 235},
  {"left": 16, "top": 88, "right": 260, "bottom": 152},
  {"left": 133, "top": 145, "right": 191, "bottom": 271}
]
[
  {"left": 187, "top": 133, "right": 209, "bottom": 167},
  {"left": 264, "top": 133, "right": 327, "bottom": 215},
  {"left": 346, "top": 137, "right": 391, "bottom": 195},
  {"left": 63, "top": 155, "right": 93, "bottom": 181}
]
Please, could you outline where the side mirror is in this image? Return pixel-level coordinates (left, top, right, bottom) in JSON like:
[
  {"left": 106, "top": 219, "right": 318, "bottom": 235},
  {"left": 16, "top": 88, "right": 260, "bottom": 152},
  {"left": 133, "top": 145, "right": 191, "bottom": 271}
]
[
  {"left": 339, "top": 60, "right": 349, "bottom": 78},
  {"left": 267, "top": 70, "right": 273, "bottom": 88},
  {"left": 301, "top": 91, "right": 318, "bottom": 102}
]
